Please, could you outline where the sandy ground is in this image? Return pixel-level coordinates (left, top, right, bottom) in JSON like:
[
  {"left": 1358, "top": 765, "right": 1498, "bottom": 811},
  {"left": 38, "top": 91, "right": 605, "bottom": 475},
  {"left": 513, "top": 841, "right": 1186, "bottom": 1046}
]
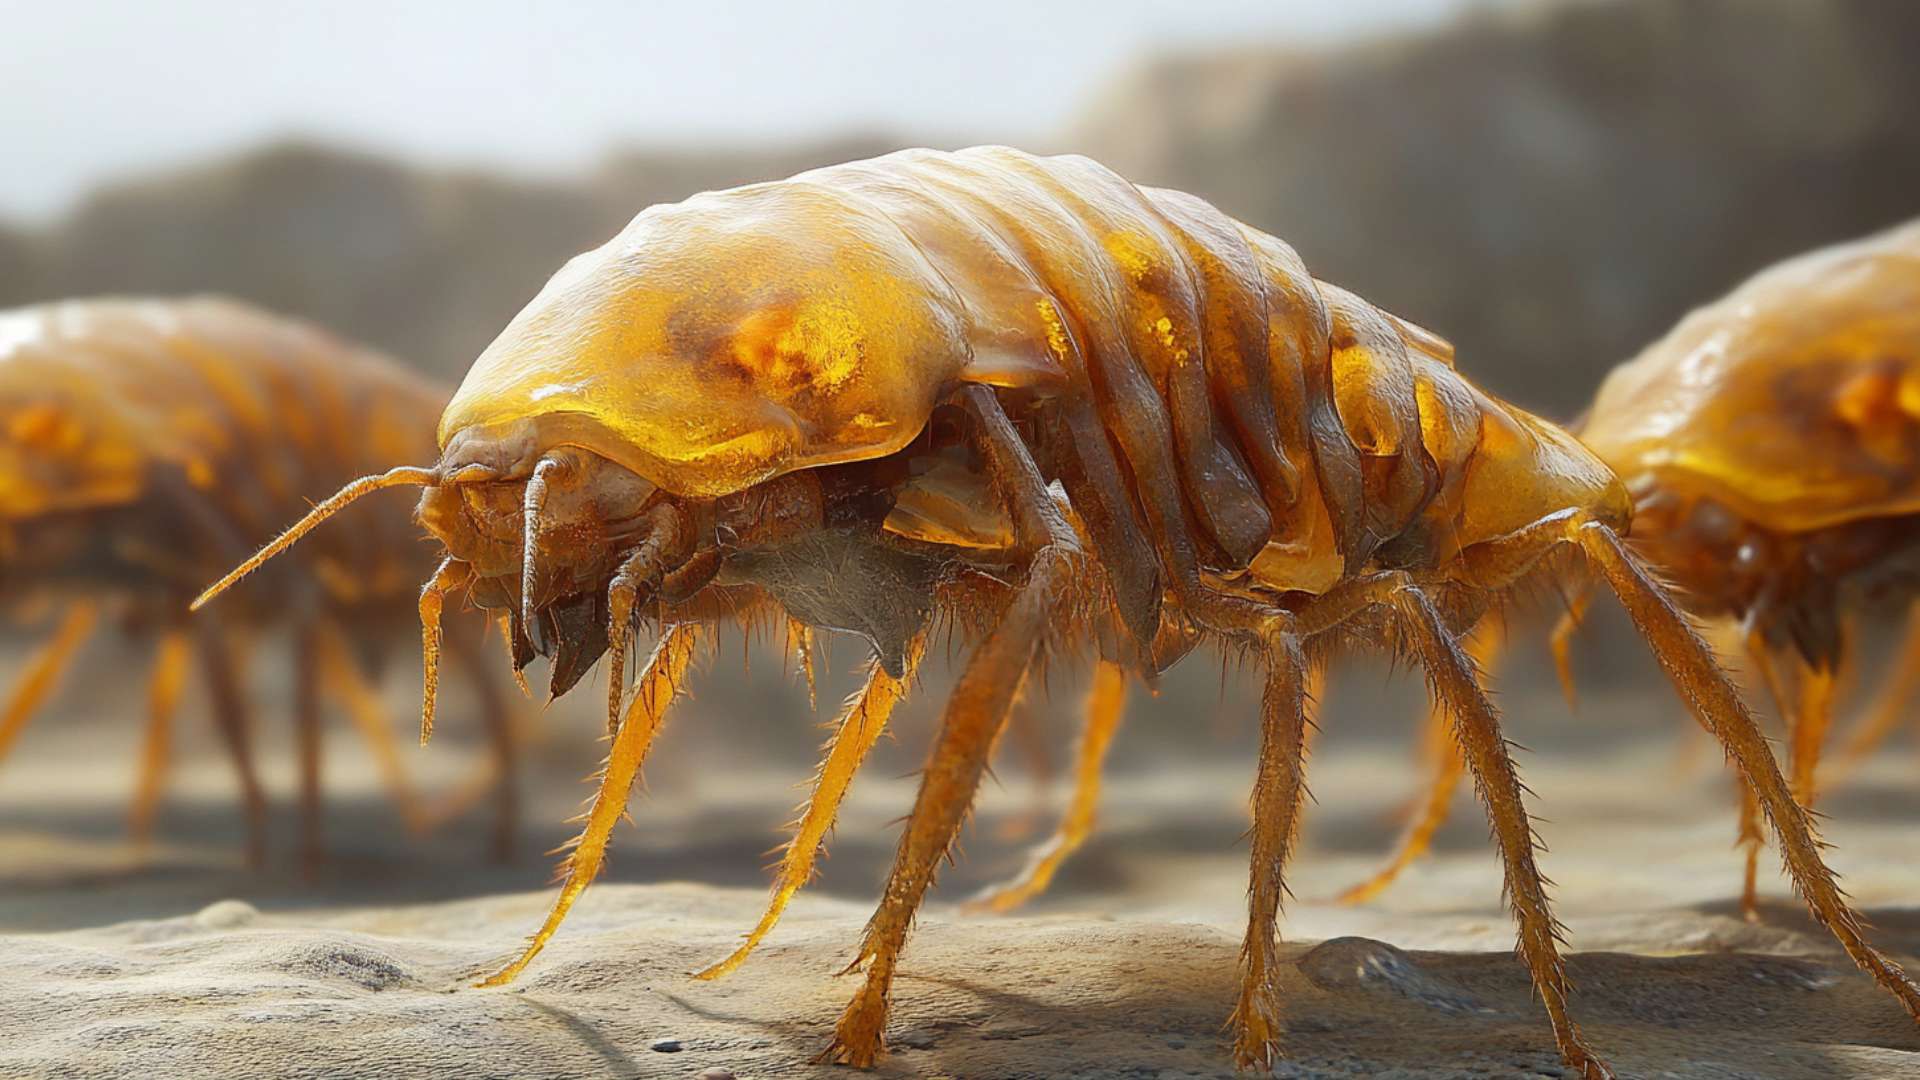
[{"left": 1, "top": 648, "right": 1919, "bottom": 1079}]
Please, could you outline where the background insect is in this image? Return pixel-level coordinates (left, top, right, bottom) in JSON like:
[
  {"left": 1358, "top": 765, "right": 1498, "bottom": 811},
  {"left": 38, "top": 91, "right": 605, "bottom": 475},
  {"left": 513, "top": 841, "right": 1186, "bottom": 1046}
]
[
  {"left": 0, "top": 297, "right": 515, "bottom": 864},
  {"left": 1341, "top": 218, "right": 1920, "bottom": 916},
  {"left": 195, "top": 147, "right": 1920, "bottom": 1079}
]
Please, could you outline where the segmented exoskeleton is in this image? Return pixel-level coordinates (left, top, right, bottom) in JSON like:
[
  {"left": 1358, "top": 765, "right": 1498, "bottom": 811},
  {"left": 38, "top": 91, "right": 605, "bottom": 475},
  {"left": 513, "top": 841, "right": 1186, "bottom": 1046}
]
[
  {"left": 1343, "top": 219, "right": 1920, "bottom": 918},
  {"left": 196, "top": 149, "right": 1920, "bottom": 1077},
  {"left": 0, "top": 297, "right": 515, "bottom": 863}
]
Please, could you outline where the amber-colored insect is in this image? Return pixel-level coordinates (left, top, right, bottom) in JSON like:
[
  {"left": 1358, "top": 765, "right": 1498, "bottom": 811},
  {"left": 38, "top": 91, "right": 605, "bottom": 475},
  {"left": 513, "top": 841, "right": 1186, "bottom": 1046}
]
[
  {"left": 0, "top": 297, "right": 515, "bottom": 863},
  {"left": 194, "top": 149, "right": 1920, "bottom": 1078},
  {"left": 1341, "top": 219, "right": 1920, "bottom": 917}
]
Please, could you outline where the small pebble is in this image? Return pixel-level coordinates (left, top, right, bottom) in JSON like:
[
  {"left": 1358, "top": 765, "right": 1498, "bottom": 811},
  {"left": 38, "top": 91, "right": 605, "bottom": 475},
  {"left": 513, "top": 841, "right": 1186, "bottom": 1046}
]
[
  {"left": 193, "top": 899, "right": 260, "bottom": 930},
  {"left": 698, "top": 1070, "right": 735, "bottom": 1080},
  {"left": 649, "top": 1038, "right": 683, "bottom": 1053}
]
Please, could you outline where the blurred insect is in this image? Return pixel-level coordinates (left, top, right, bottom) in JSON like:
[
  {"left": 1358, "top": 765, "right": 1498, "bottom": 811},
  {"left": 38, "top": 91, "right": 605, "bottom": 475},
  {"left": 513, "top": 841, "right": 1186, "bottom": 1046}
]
[
  {"left": 194, "top": 149, "right": 1920, "bottom": 1079},
  {"left": 0, "top": 297, "right": 515, "bottom": 864},
  {"left": 1341, "top": 219, "right": 1920, "bottom": 918}
]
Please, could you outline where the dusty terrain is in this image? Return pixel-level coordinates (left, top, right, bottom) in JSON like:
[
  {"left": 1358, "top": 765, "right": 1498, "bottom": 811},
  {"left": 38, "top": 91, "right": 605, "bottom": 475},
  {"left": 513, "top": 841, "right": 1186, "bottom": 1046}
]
[{"left": 1, "top": 642, "right": 1918, "bottom": 1080}]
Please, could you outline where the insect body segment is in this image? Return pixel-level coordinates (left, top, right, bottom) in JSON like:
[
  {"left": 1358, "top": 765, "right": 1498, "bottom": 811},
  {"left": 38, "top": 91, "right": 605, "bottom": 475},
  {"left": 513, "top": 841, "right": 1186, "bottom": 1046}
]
[
  {"left": 197, "top": 150, "right": 1919, "bottom": 1078},
  {"left": 0, "top": 298, "right": 514, "bottom": 862}
]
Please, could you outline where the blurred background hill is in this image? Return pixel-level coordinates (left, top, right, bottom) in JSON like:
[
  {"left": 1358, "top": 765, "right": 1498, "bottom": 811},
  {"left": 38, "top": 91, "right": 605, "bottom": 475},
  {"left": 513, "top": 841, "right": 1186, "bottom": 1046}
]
[{"left": 3, "top": 0, "right": 1918, "bottom": 419}]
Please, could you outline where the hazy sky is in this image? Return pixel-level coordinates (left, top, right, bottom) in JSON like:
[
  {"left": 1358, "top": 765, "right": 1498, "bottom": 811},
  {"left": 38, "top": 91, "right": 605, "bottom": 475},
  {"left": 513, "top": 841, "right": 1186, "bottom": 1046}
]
[{"left": 4, "top": 0, "right": 1473, "bottom": 220}]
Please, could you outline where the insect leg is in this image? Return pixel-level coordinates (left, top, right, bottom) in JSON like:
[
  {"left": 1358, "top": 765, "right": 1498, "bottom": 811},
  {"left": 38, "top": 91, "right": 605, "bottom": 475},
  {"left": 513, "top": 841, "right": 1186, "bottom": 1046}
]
[
  {"left": 1787, "top": 651, "right": 1841, "bottom": 809},
  {"left": 314, "top": 623, "right": 426, "bottom": 834},
  {"left": 195, "top": 621, "right": 268, "bottom": 866},
  {"left": 1287, "top": 571, "right": 1607, "bottom": 1077},
  {"left": 1338, "top": 620, "right": 1501, "bottom": 905},
  {"left": 602, "top": 504, "right": 687, "bottom": 737},
  {"left": 1229, "top": 620, "right": 1309, "bottom": 1071},
  {"left": 477, "top": 622, "right": 704, "bottom": 987},
  {"left": 1829, "top": 599, "right": 1920, "bottom": 783},
  {"left": 694, "top": 639, "right": 924, "bottom": 981},
  {"left": 964, "top": 658, "right": 1127, "bottom": 914},
  {"left": 417, "top": 557, "right": 472, "bottom": 745},
  {"left": 129, "top": 629, "right": 192, "bottom": 848},
  {"left": 1562, "top": 519, "right": 1920, "bottom": 1020},
  {"left": 0, "top": 601, "right": 98, "bottom": 769},
  {"left": 1548, "top": 582, "right": 1593, "bottom": 712},
  {"left": 821, "top": 386, "right": 1077, "bottom": 1067},
  {"left": 1398, "top": 587, "right": 1608, "bottom": 1078},
  {"left": 1737, "top": 632, "right": 1793, "bottom": 920}
]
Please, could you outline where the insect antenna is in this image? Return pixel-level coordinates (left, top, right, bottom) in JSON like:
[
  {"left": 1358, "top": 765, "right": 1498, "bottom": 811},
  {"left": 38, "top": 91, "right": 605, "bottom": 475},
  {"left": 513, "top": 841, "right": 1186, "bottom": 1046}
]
[{"left": 191, "top": 465, "right": 438, "bottom": 609}]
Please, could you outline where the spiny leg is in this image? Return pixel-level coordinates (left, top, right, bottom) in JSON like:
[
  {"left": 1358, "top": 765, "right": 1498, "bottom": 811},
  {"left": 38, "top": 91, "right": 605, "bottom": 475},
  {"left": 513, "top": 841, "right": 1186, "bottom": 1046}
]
[
  {"left": 417, "top": 556, "right": 472, "bottom": 745},
  {"left": 1591, "top": 523, "right": 1920, "bottom": 1015},
  {"left": 314, "top": 622, "right": 427, "bottom": 834},
  {"left": 1230, "top": 623, "right": 1310, "bottom": 1070},
  {"left": 695, "top": 636, "right": 926, "bottom": 981},
  {"left": 1337, "top": 619, "right": 1502, "bottom": 905},
  {"left": 0, "top": 601, "right": 99, "bottom": 768},
  {"left": 965, "top": 658, "right": 1127, "bottom": 914},
  {"left": 1386, "top": 586, "right": 1606, "bottom": 1079},
  {"left": 196, "top": 622, "right": 268, "bottom": 866},
  {"left": 821, "top": 552, "right": 1064, "bottom": 1066},
  {"left": 1475, "top": 515, "right": 1920, "bottom": 1019},
  {"left": 478, "top": 623, "right": 704, "bottom": 986},
  {"left": 1829, "top": 599, "right": 1920, "bottom": 782},
  {"left": 129, "top": 629, "right": 192, "bottom": 848},
  {"left": 822, "top": 385, "right": 1078, "bottom": 1067}
]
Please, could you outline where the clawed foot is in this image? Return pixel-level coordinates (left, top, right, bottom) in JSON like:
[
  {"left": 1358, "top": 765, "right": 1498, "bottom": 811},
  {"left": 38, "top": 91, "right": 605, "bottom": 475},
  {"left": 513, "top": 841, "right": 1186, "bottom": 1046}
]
[
  {"left": 817, "top": 981, "right": 889, "bottom": 1067},
  {"left": 1560, "top": 1045, "right": 1616, "bottom": 1080},
  {"left": 1229, "top": 986, "right": 1282, "bottom": 1072}
]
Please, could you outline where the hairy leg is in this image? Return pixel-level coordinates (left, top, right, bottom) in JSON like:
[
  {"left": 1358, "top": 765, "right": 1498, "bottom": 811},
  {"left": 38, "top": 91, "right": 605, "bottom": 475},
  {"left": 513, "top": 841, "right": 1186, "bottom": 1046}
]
[
  {"left": 1337, "top": 620, "right": 1502, "bottom": 905},
  {"left": 478, "top": 623, "right": 703, "bottom": 986},
  {"left": 129, "top": 630, "right": 192, "bottom": 847},
  {"left": 821, "top": 552, "right": 1065, "bottom": 1066},
  {"left": 695, "top": 638, "right": 925, "bottom": 980},
  {"left": 822, "top": 386, "right": 1078, "bottom": 1067},
  {"left": 1466, "top": 513, "right": 1920, "bottom": 1019},
  {"left": 966, "top": 658, "right": 1128, "bottom": 913},
  {"left": 1231, "top": 626, "right": 1309, "bottom": 1070},
  {"left": 196, "top": 623, "right": 268, "bottom": 866},
  {"left": 1289, "top": 570, "right": 1606, "bottom": 1076},
  {"left": 1390, "top": 588, "right": 1605, "bottom": 1078},
  {"left": 0, "top": 601, "right": 98, "bottom": 768}
]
